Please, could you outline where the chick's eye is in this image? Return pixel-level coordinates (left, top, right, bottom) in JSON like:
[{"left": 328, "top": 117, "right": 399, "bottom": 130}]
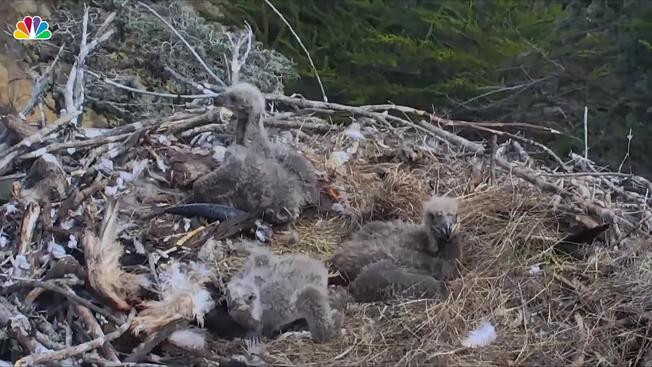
[{"left": 246, "top": 294, "right": 255, "bottom": 302}]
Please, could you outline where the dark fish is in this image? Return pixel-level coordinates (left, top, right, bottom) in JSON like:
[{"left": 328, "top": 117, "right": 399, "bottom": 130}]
[{"left": 162, "top": 203, "right": 247, "bottom": 222}]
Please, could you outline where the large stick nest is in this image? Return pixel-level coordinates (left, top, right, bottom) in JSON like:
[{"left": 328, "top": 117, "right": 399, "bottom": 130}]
[{"left": 0, "top": 1, "right": 651, "bottom": 366}]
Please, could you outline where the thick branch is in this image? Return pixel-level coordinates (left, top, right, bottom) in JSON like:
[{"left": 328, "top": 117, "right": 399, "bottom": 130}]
[
  {"left": 19, "top": 44, "right": 65, "bottom": 119},
  {"left": 15, "top": 310, "right": 134, "bottom": 367}
]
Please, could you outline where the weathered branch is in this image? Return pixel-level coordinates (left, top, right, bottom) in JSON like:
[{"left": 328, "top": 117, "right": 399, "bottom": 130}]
[
  {"left": 0, "top": 112, "right": 80, "bottom": 174},
  {"left": 88, "top": 70, "right": 217, "bottom": 99},
  {"left": 15, "top": 310, "right": 134, "bottom": 367},
  {"left": 19, "top": 44, "right": 65, "bottom": 119},
  {"left": 1, "top": 279, "right": 122, "bottom": 325}
]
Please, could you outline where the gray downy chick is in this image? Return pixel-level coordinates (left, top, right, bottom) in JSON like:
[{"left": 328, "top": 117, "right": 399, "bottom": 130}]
[
  {"left": 349, "top": 260, "right": 448, "bottom": 303},
  {"left": 225, "top": 248, "right": 343, "bottom": 343},
  {"left": 217, "top": 83, "right": 318, "bottom": 199},
  {"left": 219, "top": 82, "right": 319, "bottom": 205},
  {"left": 192, "top": 83, "right": 318, "bottom": 223},
  {"left": 330, "top": 195, "right": 462, "bottom": 282}
]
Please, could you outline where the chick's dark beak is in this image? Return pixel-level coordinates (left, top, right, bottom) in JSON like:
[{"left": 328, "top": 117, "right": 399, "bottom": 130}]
[{"left": 442, "top": 216, "right": 457, "bottom": 239}]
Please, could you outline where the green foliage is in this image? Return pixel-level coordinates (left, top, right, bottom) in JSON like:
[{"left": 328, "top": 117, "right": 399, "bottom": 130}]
[
  {"left": 212, "top": 0, "right": 652, "bottom": 176},
  {"left": 215, "top": 0, "right": 561, "bottom": 108}
]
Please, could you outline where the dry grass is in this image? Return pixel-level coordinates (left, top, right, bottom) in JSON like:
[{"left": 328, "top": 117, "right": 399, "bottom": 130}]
[
  {"left": 251, "top": 144, "right": 652, "bottom": 366},
  {"left": 193, "top": 130, "right": 651, "bottom": 366}
]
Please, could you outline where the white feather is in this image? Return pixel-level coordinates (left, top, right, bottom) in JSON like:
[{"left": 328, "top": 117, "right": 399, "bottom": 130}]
[
  {"left": 3, "top": 203, "right": 17, "bottom": 215},
  {"left": 343, "top": 123, "right": 365, "bottom": 141},
  {"left": 98, "top": 158, "right": 114, "bottom": 172},
  {"left": 61, "top": 219, "right": 75, "bottom": 230},
  {"left": 168, "top": 328, "right": 207, "bottom": 350},
  {"left": 130, "top": 159, "right": 149, "bottom": 180},
  {"left": 462, "top": 321, "right": 497, "bottom": 348},
  {"left": 157, "top": 135, "right": 170, "bottom": 145},
  {"left": 47, "top": 238, "right": 66, "bottom": 259},
  {"left": 528, "top": 264, "right": 542, "bottom": 275},
  {"left": 105, "top": 186, "right": 118, "bottom": 197},
  {"left": 0, "top": 232, "right": 9, "bottom": 248},
  {"left": 67, "top": 234, "right": 78, "bottom": 249}
]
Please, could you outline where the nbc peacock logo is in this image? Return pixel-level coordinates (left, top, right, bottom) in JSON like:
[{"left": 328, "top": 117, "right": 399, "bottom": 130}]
[{"left": 13, "top": 16, "right": 53, "bottom": 40}]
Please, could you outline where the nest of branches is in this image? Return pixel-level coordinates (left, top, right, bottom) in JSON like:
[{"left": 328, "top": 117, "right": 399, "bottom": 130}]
[{"left": 0, "top": 1, "right": 651, "bottom": 367}]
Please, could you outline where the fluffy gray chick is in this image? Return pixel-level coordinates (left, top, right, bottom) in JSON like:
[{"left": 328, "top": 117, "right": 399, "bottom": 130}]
[
  {"left": 192, "top": 83, "right": 318, "bottom": 223},
  {"left": 349, "top": 260, "right": 448, "bottom": 302},
  {"left": 225, "top": 248, "right": 343, "bottom": 343},
  {"left": 193, "top": 144, "right": 305, "bottom": 224},
  {"left": 330, "top": 195, "right": 461, "bottom": 282},
  {"left": 221, "top": 82, "right": 319, "bottom": 206}
]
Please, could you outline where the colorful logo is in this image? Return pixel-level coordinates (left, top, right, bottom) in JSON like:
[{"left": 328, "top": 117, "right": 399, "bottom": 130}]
[{"left": 14, "top": 16, "right": 52, "bottom": 40}]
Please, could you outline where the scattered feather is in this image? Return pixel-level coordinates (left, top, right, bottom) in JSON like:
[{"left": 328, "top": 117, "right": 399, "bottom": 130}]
[
  {"left": 255, "top": 224, "right": 273, "bottom": 243},
  {"left": 528, "top": 264, "right": 542, "bottom": 275},
  {"left": 67, "top": 235, "right": 78, "bottom": 249},
  {"left": 3, "top": 203, "right": 17, "bottom": 215},
  {"left": 157, "top": 135, "right": 170, "bottom": 145},
  {"left": 105, "top": 186, "right": 118, "bottom": 197},
  {"left": 130, "top": 159, "right": 149, "bottom": 180},
  {"left": 40, "top": 153, "right": 58, "bottom": 164},
  {"left": 60, "top": 219, "right": 75, "bottom": 230},
  {"left": 83, "top": 201, "right": 146, "bottom": 311},
  {"left": 156, "top": 157, "right": 169, "bottom": 172},
  {"left": 198, "top": 238, "right": 223, "bottom": 263},
  {"left": 168, "top": 328, "right": 207, "bottom": 351},
  {"left": 212, "top": 146, "right": 227, "bottom": 163},
  {"left": 133, "top": 238, "right": 146, "bottom": 255},
  {"left": 132, "top": 261, "right": 215, "bottom": 335},
  {"left": 343, "top": 123, "right": 365, "bottom": 140},
  {"left": 82, "top": 128, "right": 108, "bottom": 138},
  {"left": 13, "top": 255, "right": 30, "bottom": 271},
  {"left": 0, "top": 233, "right": 9, "bottom": 248},
  {"left": 279, "top": 331, "right": 312, "bottom": 340},
  {"left": 98, "top": 158, "right": 114, "bottom": 173},
  {"left": 462, "top": 321, "right": 497, "bottom": 348},
  {"left": 183, "top": 218, "right": 191, "bottom": 232},
  {"left": 326, "top": 151, "right": 350, "bottom": 170},
  {"left": 47, "top": 238, "right": 66, "bottom": 259},
  {"left": 66, "top": 147, "right": 76, "bottom": 155}
]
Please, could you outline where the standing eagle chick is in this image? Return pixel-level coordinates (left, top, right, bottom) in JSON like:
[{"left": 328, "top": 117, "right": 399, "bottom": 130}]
[
  {"left": 225, "top": 248, "right": 343, "bottom": 343},
  {"left": 331, "top": 195, "right": 462, "bottom": 284},
  {"left": 192, "top": 83, "right": 318, "bottom": 223}
]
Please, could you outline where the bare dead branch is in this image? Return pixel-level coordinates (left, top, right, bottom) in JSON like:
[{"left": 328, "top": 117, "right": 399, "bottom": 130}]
[
  {"left": 14, "top": 310, "right": 135, "bottom": 367},
  {"left": 0, "top": 111, "right": 80, "bottom": 174},
  {"left": 226, "top": 23, "right": 253, "bottom": 85},
  {"left": 1, "top": 279, "right": 122, "bottom": 325},
  {"left": 88, "top": 70, "right": 217, "bottom": 99},
  {"left": 19, "top": 44, "right": 65, "bottom": 119},
  {"left": 18, "top": 132, "right": 134, "bottom": 159},
  {"left": 164, "top": 66, "right": 214, "bottom": 94},
  {"left": 76, "top": 305, "right": 120, "bottom": 362}
]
